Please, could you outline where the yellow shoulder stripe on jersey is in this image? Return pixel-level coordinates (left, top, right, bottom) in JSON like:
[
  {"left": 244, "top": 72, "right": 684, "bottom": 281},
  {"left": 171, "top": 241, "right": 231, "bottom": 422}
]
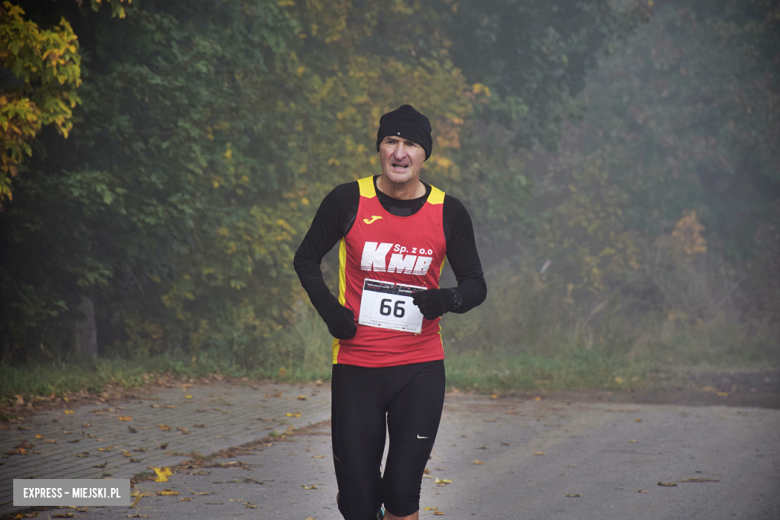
[
  {"left": 427, "top": 186, "right": 445, "bottom": 205},
  {"left": 358, "top": 176, "right": 376, "bottom": 198}
]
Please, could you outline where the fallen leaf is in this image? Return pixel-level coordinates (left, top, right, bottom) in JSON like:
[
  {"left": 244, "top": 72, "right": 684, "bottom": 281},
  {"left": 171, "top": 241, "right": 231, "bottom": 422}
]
[
  {"left": 564, "top": 494, "right": 581, "bottom": 497},
  {"left": 157, "top": 489, "right": 179, "bottom": 496},
  {"left": 434, "top": 478, "right": 452, "bottom": 486},
  {"left": 535, "top": 396, "right": 542, "bottom": 401},
  {"left": 312, "top": 455, "right": 326, "bottom": 458},
  {"left": 533, "top": 452, "right": 546, "bottom": 456},
  {"left": 658, "top": 482, "right": 677, "bottom": 487},
  {"left": 629, "top": 439, "right": 638, "bottom": 443},
  {"left": 64, "top": 410, "right": 74, "bottom": 415},
  {"left": 679, "top": 477, "right": 720, "bottom": 483},
  {"left": 152, "top": 466, "right": 172, "bottom": 483},
  {"left": 297, "top": 395, "right": 308, "bottom": 400},
  {"left": 179, "top": 497, "right": 192, "bottom": 501},
  {"left": 634, "top": 418, "right": 642, "bottom": 422},
  {"left": 35, "top": 434, "right": 44, "bottom": 439},
  {"left": 158, "top": 424, "right": 170, "bottom": 431},
  {"left": 82, "top": 423, "right": 92, "bottom": 428},
  {"left": 717, "top": 392, "right": 728, "bottom": 397},
  {"left": 285, "top": 412, "right": 301, "bottom": 417},
  {"left": 186, "top": 486, "right": 214, "bottom": 495},
  {"left": 45, "top": 439, "right": 57, "bottom": 444},
  {"left": 472, "top": 460, "right": 484, "bottom": 465},
  {"left": 185, "top": 394, "right": 193, "bottom": 399},
  {"left": 490, "top": 394, "right": 499, "bottom": 399},
  {"left": 97, "top": 446, "right": 114, "bottom": 451},
  {"left": 119, "top": 416, "right": 132, "bottom": 421},
  {"left": 424, "top": 507, "right": 439, "bottom": 511},
  {"left": 302, "top": 485, "right": 317, "bottom": 490},
  {"left": 434, "top": 512, "right": 445, "bottom": 516},
  {"left": 501, "top": 442, "right": 510, "bottom": 446},
  {"left": 638, "top": 490, "right": 649, "bottom": 493}
]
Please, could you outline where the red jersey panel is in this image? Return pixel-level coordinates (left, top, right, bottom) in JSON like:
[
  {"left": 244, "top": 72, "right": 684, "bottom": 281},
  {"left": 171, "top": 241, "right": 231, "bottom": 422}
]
[{"left": 333, "top": 176, "right": 447, "bottom": 367}]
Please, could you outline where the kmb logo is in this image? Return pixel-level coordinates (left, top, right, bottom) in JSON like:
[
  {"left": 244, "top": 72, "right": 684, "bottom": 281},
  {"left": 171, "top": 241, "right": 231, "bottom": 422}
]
[{"left": 360, "top": 242, "right": 434, "bottom": 275}]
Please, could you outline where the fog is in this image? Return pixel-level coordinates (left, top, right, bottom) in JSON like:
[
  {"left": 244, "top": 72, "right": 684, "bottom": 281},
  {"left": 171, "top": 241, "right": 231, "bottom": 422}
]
[{"left": 1, "top": 0, "right": 777, "bottom": 377}]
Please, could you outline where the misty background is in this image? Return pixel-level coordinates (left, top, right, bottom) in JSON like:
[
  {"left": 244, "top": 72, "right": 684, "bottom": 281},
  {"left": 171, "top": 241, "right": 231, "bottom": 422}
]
[{"left": 1, "top": 0, "right": 777, "bottom": 390}]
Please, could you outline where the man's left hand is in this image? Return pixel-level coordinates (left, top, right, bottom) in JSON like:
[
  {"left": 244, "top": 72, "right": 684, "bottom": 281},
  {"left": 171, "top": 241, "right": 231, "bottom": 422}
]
[{"left": 412, "top": 288, "right": 455, "bottom": 320}]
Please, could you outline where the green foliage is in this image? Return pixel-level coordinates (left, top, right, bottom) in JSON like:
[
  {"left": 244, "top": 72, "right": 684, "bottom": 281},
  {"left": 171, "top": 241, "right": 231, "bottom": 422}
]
[
  {"left": 3, "top": 0, "right": 773, "bottom": 380},
  {"left": 0, "top": 1, "right": 82, "bottom": 204}
]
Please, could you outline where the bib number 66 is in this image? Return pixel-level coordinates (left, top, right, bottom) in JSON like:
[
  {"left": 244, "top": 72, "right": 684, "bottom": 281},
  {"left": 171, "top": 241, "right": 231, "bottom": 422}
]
[{"left": 379, "top": 298, "right": 406, "bottom": 318}]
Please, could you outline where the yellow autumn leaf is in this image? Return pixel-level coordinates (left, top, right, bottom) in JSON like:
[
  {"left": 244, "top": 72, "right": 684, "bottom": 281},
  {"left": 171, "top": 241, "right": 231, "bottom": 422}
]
[
  {"left": 533, "top": 452, "right": 546, "bottom": 456},
  {"left": 472, "top": 460, "right": 484, "bottom": 465},
  {"left": 152, "top": 467, "right": 172, "bottom": 483},
  {"left": 119, "top": 415, "right": 132, "bottom": 421},
  {"left": 285, "top": 412, "right": 301, "bottom": 417},
  {"left": 157, "top": 489, "right": 179, "bottom": 496}
]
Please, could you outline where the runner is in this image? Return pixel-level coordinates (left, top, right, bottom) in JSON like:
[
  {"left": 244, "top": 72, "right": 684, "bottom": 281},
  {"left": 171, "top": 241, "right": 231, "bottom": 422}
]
[{"left": 294, "top": 104, "right": 487, "bottom": 520}]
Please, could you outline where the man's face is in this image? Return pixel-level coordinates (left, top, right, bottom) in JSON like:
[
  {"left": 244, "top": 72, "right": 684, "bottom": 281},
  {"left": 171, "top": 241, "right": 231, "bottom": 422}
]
[{"left": 378, "top": 135, "right": 426, "bottom": 185}]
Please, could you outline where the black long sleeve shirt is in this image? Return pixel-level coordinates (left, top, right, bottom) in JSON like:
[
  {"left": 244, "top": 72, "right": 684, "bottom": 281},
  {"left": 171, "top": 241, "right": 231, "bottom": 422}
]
[{"left": 294, "top": 176, "right": 487, "bottom": 319}]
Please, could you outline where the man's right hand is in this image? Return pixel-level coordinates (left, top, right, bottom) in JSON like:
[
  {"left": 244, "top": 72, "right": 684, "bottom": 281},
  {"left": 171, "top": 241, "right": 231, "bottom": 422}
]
[{"left": 324, "top": 305, "right": 357, "bottom": 339}]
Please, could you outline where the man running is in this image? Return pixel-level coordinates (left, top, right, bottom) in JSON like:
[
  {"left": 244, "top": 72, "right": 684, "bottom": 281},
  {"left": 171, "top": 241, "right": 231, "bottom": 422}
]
[{"left": 294, "top": 105, "right": 487, "bottom": 520}]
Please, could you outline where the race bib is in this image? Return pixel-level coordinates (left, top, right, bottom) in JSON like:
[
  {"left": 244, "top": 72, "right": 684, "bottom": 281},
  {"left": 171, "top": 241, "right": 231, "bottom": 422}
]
[{"left": 358, "top": 279, "right": 426, "bottom": 334}]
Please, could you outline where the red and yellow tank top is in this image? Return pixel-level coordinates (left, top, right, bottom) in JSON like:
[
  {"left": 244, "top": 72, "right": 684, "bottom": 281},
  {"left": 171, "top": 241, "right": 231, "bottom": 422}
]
[{"left": 333, "top": 176, "right": 448, "bottom": 367}]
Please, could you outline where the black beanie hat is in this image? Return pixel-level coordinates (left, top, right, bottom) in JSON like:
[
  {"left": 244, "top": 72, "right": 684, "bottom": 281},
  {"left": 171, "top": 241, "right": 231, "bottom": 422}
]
[{"left": 376, "top": 105, "right": 433, "bottom": 160}]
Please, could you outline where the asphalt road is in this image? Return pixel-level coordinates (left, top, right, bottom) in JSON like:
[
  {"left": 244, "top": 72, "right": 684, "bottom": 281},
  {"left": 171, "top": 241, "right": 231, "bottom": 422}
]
[{"left": 12, "top": 389, "right": 779, "bottom": 520}]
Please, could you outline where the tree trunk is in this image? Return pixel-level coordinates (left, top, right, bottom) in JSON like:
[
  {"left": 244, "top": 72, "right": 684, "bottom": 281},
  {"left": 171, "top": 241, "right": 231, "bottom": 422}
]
[{"left": 74, "top": 296, "right": 98, "bottom": 359}]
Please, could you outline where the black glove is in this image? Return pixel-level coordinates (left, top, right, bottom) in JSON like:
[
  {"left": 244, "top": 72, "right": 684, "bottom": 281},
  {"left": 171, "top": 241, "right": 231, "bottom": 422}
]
[
  {"left": 323, "top": 305, "right": 357, "bottom": 339},
  {"left": 412, "top": 288, "right": 455, "bottom": 320}
]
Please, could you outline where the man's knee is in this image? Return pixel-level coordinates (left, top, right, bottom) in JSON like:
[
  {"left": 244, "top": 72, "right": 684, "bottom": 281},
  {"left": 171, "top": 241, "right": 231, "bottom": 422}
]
[
  {"left": 381, "top": 444, "right": 431, "bottom": 516},
  {"left": 335, "top": 458, "right": 383, "bottom": 520}
]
